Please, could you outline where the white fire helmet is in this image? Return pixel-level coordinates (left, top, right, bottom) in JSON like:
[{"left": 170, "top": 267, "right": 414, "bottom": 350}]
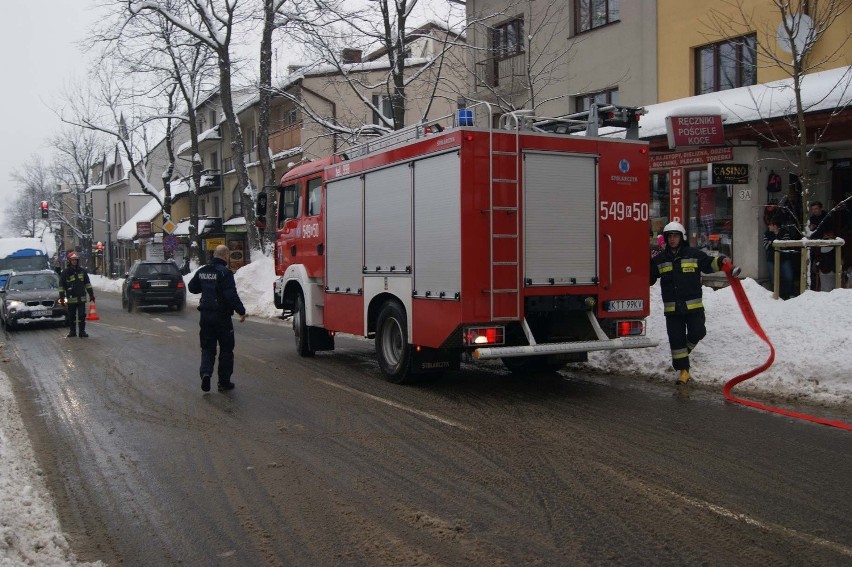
[{"left": 662, "top": 221, "right": 687, "bottom": 239}]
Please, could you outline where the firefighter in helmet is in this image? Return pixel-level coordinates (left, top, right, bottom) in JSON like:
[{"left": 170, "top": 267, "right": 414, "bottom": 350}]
[
  {"left": 59, "top": 252, "right": 96, "bottom": 338},
  {"left": 650, "top": 221, "right": 740, "bottom": 384}
]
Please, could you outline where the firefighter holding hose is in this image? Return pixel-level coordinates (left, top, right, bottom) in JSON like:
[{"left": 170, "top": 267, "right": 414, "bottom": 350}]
[{"left": 650, "top": 222, "right": 740, "bottom": 384}]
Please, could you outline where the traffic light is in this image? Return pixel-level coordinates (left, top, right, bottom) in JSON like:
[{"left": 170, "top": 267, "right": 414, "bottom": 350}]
[{"left": 40, "top": 201, "right": 49, "bottom": 219}]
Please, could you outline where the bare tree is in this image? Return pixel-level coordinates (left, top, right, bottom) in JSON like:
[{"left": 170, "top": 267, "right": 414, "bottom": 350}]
[
  {"left": 49, "top": 125, "right": 109, "bottom": 263},
  {"left": 129, "top": 0, "right": 263, "bottom": 252},
  {"left": 8, "top": 156, "right": 54, "bottom": 240},
  {"left": 704, "top": 0, "right": 852, "bottom": 233},
  {"left": 98, "top": 3, "right": 219, "bottom": 262},
  {"left": 281, "top": 0, "right": 466, "bottom": 132},
  {"left": 463, "top": 0, "right": 588, "bottom": 114},
  {"left": 257, "top": 0, "right": 290, "bottom": 249}
]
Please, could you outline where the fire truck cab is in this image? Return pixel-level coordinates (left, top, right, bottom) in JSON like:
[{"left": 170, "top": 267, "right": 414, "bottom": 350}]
[{"left": 259, "top": 104, "right": 657, "bottom": 383}]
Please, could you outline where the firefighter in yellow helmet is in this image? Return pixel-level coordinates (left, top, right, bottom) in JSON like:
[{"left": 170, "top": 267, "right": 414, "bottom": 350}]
[
  {"left": 650, "top": 222, "right": 740, "bottom": 384},
  {"left": 58, "top": 252, "right": 96, "bottom": 337}
]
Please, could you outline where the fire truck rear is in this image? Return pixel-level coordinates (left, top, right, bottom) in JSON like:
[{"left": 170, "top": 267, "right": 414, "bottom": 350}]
[{"left": 258, "top": 104, "right": 658, "bottom": 383}]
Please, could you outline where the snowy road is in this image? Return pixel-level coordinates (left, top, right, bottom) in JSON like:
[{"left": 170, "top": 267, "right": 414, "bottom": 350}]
[{"left": 5, "top": 291, "right": 852, "bottom": 565}]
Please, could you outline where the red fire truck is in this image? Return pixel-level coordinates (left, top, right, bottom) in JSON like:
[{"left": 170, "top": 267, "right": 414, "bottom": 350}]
[{"left": 257, "top": 104, "right": 657, "bottom": 383}]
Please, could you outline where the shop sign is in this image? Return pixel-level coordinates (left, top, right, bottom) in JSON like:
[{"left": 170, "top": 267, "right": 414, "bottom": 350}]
[
  {"left": 709, "top": 163, "right": 749, "bottom": 185},
  {"left": 670, "top": 168, "right": 684, "bottom": 224},
  {"left": 137, "top": 221, "right": 152, "bottom": 238},
  {"left": 666, "top": 115, "right": 725, "bottom": 149},
  {"left": 650, "top": 147, "right": 733, "bottom": 169}
]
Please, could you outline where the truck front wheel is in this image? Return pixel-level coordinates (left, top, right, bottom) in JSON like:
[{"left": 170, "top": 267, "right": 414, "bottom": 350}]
[
  {"left": 294, "top": 292, "right": 315, "bottom": 357},
  {"left": 375, "top": 301, "right": 414, "bottom": 384}
]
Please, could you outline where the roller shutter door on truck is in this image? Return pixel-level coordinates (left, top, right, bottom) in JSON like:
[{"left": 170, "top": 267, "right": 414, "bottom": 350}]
[
  {"left": 326, "top": 175, "right": 363, "bottom": 293},
  {"left": 523, "top": 152, "right": 598, "bottom": 285}
]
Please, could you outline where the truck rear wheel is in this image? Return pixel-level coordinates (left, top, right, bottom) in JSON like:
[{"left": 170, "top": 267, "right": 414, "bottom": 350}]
[
  {"left": 375, "top": 301, "right": 414, "bottom": 384},
  {"left": 294, "top": 292, "right": 315, "bottom": 357}
]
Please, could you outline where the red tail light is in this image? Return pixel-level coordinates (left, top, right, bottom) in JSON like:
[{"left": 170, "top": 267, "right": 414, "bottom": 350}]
[
  {"left": 617, "top": 320, "right": 645, "bottom": 337},
  {"left": 177, "top": 281, "right": 185, "bottom": 289},
  {"left": 463, "top": 326, "right": 505, "bottom": 346},
  {"left": 131, "top": 281, "right": 141, "bottom": 289}
]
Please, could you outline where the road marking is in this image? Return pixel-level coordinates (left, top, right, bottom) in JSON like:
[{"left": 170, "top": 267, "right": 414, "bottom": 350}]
[
  {"left": 664, "top": 488, "right": 852, "bottom": 557},
  {"left": 314, "top": 377, "right": 469, "bottom": 430},
  {"left": 168, "top": 326, "right": 185, "bottom": 333},
  {"left": 89, "top": 322, "right": 160, "bottom": 337},
  {"left": 152, "top": 318, "right": 166, "bottom": 323}
]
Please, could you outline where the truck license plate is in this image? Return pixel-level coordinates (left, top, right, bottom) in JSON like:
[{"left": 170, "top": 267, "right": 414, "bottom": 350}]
[{"left": 608, "top": 299, "right": 643, "bottom": 312}]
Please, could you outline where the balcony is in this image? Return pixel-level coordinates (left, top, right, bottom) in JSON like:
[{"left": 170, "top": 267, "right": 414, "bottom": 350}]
[
  {"left": 198, "top": 169, "right": 222, "bottom": 195},
  {"left": 269, "top": 123, "right": 302, "bottom": 155},
  {"left": 475, "top": 53, "right": 527, "bottom": 90}
]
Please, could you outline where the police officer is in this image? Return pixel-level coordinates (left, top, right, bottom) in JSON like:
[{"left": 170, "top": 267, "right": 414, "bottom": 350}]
[
  {"left": 188, "top": 244, "right": 247, "bottom": 393},
  {"left": 58, "top": 252, "right": 95, "bottom": 338},
  {"left": 650, "top": 222, "right": 740, "bottom": 384}
]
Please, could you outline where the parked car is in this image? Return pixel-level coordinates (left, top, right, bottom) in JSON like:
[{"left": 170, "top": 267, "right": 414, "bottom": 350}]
[
  {"left": 0, "top": 270, "right": 66, "bottom": 330},
  {"left": 122, "top": 261, "right": 186, "bottom": 312}
]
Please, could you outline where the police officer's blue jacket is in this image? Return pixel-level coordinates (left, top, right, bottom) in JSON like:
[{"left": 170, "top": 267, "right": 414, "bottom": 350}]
[{"left": 188, "top": 257, "right": 246, "bottom": 316}]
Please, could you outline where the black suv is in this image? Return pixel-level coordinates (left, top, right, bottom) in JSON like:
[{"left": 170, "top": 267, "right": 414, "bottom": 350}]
[
  {"left": 0, "top": 270, "right": 66, "bottom": 330},
  {"left": 122, "top": 261, "right": 186, "bottom": 312}
]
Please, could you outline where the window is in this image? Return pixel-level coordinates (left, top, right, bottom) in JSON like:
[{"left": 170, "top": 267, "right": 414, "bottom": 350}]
[
  {"left": 287, "top": 108, "right": 298, "bottom": 126},
  {"left": 213, "top": 196, "right": 220, "bottom": 217},
  {"left": 687, "top": 169, "right": 733, "bottom": 257},
  {"left": 306, "top": 178, "right": 322, "bottom": 217},
  {"left": 575, "top": 0, "right": 619, "bottom": 34},
  {"left": 279, "top": 184, "right": 302, "bottom": 227},
  {"left": 372, "top": 94, "right": 395, "bottom": 126},
  {"left": 209, "top": 110, "right": 217, "bottom": 128},
  {"left": 575, "top": 87, "right": 619, "bottom": 113},
  {"left": 650, "top": 171, "right": 671, "bottom": 248},
  {"left": 200, "top": 198, "right": 207, "bottom": 216},
  {"left": 491, "top": 17, "right": 524, "bottom": 60},
  {"left": 209, "top": 151, "right": 218, "bottom": 170},
  {"left": 232, "top": 187, "right": 243, "bottom": 216},
  {"left": 696, "top": 34, "right": 756, "bottom": 94},
  {"left": 247, "top": 128, "right": 256, "bottom": 151}
]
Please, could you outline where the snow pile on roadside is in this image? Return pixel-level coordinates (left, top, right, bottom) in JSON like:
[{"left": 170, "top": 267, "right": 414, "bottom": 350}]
[
  {"left": 586, "top": 279, "right": 852, "bottom": 407},
  {"left": 0, "top": 368, "right": 104, "bottom": 567}
]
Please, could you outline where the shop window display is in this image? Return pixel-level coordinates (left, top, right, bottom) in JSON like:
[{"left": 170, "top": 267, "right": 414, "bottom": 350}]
[
  {"left": 687, "top": 169, "right": 732, "bottom": 257},
  {"left": 649, "top": 171, "right": 671, "bottom": 249}
]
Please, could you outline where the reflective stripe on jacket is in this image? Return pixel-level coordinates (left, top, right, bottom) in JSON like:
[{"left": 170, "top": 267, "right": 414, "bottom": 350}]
[
  {"left": 650, "top": 245, "right": 722, "bottom": 315},
  {"left": 59, "top": 267, "right": 93, "bottom": 303}
]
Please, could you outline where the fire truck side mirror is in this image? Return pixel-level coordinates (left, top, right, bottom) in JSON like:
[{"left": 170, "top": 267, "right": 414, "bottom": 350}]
[{"left": 256, "top": 193, "right": 268, "bottom": 217}]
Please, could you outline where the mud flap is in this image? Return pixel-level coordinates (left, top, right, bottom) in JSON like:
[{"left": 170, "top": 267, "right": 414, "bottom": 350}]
[{"left": 411, "top": 347, "right": 459, "bottom": 374}]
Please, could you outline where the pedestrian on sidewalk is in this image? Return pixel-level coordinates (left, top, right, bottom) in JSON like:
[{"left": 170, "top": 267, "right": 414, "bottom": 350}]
[
  {"left": 188, "top": 245, "right": 247, "bottom": 393},
  {"left": 650, "top": 222, "right": 740, "bottom": 384},
  {"left": 58, "top": 252, "right": 95, "bottom": 338}
]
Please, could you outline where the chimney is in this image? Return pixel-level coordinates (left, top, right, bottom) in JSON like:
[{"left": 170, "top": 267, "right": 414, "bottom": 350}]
[{"left": 341, "top": 48, "right": 362, "bottom": 64}]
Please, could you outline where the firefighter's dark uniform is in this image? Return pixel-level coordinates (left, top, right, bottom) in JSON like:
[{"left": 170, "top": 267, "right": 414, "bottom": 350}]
[
  {"left": 59, "top": 264, "right": 95, "bottom": 336},
  {"left": 650, "top": 245, "right": 725, "bottom": 371},
  {"left": 188, "top": 257, "right": 246, "bottom": 388}
]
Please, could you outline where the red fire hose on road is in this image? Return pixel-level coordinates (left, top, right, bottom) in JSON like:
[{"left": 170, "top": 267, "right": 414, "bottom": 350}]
[{"left": 722, "top": 271, "right": 852, "bottom": 431}]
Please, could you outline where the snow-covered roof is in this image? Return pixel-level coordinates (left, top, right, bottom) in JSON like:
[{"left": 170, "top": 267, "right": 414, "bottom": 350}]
[
  {"left": 86, "top": 184, "right": 107, "bottom": 193},
  {"left": 173, "top": 218, "right": 215, "bottom": 236},
  {"left": 272, "top": 146, "right": 303, "bottom": 161},
  {"left": 223, "top": 216, "right": 246, "bottom": 226},
  {"left": 639, "top": 65, "right": 852, "bottom": 139},
  {"left": 116, "top": 192, "right": 165, "bottom": 241},
  {"left": 177, "top": 125, "right": 222, "bottom": 155},
  {"left": 170, "top": 178, "right": 192, "bottom": 197}
]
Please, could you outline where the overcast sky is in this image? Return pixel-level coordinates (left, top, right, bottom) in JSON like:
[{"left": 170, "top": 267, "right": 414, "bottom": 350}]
[{"left": 0, "top": 1, "right": 106, "bottom": 235}]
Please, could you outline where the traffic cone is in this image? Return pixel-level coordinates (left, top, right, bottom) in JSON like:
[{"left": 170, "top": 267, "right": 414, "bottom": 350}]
[{"left": 86, "top": 301, "right": 100, "bottom": 321}]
